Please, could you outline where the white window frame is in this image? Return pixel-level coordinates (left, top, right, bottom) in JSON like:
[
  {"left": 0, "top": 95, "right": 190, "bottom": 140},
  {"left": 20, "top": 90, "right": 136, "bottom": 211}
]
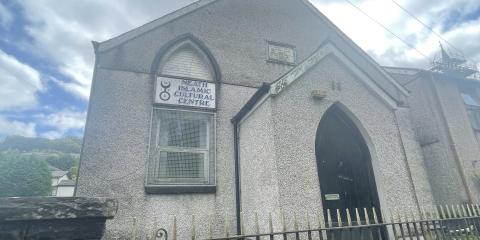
[{"left": 145, "top": 107, "right": 216, "bottom": 191}]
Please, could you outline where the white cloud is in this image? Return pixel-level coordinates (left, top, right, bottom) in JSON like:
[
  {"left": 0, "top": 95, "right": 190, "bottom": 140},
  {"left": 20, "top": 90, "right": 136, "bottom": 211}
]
[
  {"left": 15, "top": 0, "right": 196, "bottom": 101},
  {"left": 5, "top": 0, "right": 479, "bottom": 102},
  {"left": 0, "top": 116, "right": 36, "bottom": 138},
  {"left": 311, "top": 0, "right": 480, "bottom": 68},
  {"left": 0, "top": 2, "right": 13, "bottom": 28},
  {"left": 38, "top": 109, "right": 86, "bottom": 135},
  {"left": 0, "top": 49, "right": 43, "bottom": 111}
]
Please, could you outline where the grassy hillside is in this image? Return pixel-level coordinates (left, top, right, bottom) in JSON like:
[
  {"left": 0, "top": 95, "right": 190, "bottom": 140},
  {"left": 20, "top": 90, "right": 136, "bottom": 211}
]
[
  {"left": 0, "top": 136, "right": 82, "bottom": 153},
  {"left": 0, "top": 136, "right": 83, "bottom": 179}
]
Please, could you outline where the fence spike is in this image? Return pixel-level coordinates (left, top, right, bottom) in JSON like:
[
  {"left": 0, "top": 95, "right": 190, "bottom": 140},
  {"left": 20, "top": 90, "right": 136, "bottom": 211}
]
[
  {"left": 372, "top": 208, "right": 380, "bottom": 224},
  {"left": 307, "top": 213, "right": 312, "bottom": 230},
  {"left": 475, "top": 204, "right": 480, "bottom": 216},
  {"left": 254, "top": 212, "right": 260, "bottom": 234},
  {"left": 172, "top": 216, "right": 177, "bottom": 240},
  {"left": 364, "top": 208, "right": 370, "bottom": 225},
  {"left": 420, "top": 206, "right": 427, "bottom": 220},
  {"left": 467, "top": 204, "right": 473, "bottom": 217},
  {"left": 131, "top": 217, "right": 137, "bottom": 240},
  {"left": 439, "top": 205, "right": 446, "bottom": 219},
  {"left": 224, "top": 212, "right": 229, "bottom": 237},
  {"left": 461, "top": 205, "right": 468, "bottom": 217},
  {"left": 431, "top": 205, "right": 440, "bottom": 219},
  {"left": 389, "top": 210, "right": 395, "bottom": 224},
  {"left": 317, "top": 211, "right": 323, "bottom": 228},
  {"left": 455, "top": 204, "right": 461, "bottom": 218},
  {"left": 455, "top": 204, "right": 461, "bottom": 217},
  {"left": 327, "top": 209, "right": 333, "bottom": 228},
  {"left": 240, "top": 212, "right": 245, "bottom": 235},
  {"left": 471, "top": 204, "right": 477, "bottom": 216},
  {"left": 336, "top": 209, "right": 343, "bottom": 227},
  {"left": 191, "top": 214, "right": 196, "bottom": 240},
  {"left": 355, "top": 208, "right": 361, "bottom": 225},
  {"left": 396, "top": 212, "right": 403, "bottom": 223},
  {"left": 450, "top": 205, "right": 457, "bottom": 218},
  {"left": 429, "top": 206, "right": 435, "bottom": 219},
  {"left": 294, "top": 212, "right": 299, "bottom": 231},
  {"left": 149, "top": 220, "right": 158, "bottom": 240},
  {"left": 445, "top": 205, "right": 452, "bottom": 219},
  {"left": 346, "top": 209, "right": 352, "bottom": 226},
  {"left": 209, "top": 217, "right": 213, "bottom": 240},
  {"left": 410, "top": 209, "right": 417, "bottom": 222},
  {"left": 269, "top": 212, "right": 273, "bottom": 234}
]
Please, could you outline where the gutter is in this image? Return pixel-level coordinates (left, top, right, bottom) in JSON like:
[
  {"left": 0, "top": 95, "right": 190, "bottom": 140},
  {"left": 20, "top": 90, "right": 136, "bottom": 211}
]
[{"left": 230, "top": 83, "right": 270, "bottom": 235}]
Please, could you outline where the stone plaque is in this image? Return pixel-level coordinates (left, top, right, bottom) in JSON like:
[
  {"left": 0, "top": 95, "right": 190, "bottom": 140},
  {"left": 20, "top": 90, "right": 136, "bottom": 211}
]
[
  {"left": 155, "top": 76, "right": 216, "bottom": 109},
  {"left": 268, "top": 41, "right": 296, "bottom": 64}
]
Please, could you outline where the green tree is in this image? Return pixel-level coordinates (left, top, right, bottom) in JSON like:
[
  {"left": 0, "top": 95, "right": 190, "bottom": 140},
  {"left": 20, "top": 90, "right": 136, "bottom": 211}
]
[
  {"left": 68, "top": 165, "right": 78, "bottom": 180},
  {"left": 0, "top": 152, "right": 52, "bottom": 197},
  {"left": 0, "top": 136, "right": 82, "bottom": 153},
  {"left": 45, "top": 154, "right": 79, "bottom": 171}
]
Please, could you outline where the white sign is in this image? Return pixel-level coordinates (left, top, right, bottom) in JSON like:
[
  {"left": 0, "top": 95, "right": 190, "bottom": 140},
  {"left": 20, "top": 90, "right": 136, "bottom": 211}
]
[
  {"left": 155, "top": 76, "right": 216, "bottom": 109},
  {"left": 324, "top": 194, "right": 340, "bottom": 201},
  {"left": 270, "top": 46, "right": 329, "bottom": 95}
]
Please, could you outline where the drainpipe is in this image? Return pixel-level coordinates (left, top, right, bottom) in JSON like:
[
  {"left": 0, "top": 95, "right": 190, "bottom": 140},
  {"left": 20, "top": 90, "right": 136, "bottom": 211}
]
[{"left": 231, "top": 83, "right": 270, "bottom": 235}]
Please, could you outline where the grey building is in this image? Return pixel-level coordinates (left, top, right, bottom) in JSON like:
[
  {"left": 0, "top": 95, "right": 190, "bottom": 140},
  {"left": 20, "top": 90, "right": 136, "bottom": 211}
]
[{"left": 75, "top": 0, "right": 480, "bottom": 238}]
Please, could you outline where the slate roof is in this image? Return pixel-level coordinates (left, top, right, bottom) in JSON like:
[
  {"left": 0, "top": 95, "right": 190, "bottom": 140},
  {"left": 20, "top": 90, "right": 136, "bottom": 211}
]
[
  {"left": 51, "top": 170, "right": 68, "bottom": 178},
  {"left": 58, "top": 179, "right": 76, "bottom": 186}
]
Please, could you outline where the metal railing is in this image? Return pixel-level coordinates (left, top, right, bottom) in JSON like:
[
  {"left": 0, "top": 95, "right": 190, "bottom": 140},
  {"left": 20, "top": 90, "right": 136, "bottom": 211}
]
[{"left": 129, "top": 204, "right": 480, "bottom": 240}]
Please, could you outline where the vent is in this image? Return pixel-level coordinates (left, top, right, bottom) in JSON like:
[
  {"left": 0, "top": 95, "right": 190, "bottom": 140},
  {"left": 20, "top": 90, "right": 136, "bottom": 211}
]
[{"left": 162, "top": 46, "right": 213, "bottom": 81}]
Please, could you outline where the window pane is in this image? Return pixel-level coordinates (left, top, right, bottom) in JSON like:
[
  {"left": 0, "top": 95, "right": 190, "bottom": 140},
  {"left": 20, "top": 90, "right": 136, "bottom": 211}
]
[
  {"left": 158, "top": 110, "right": 208, "bottom": 149},
  {"left": 462, "top": 93, "right": 480, "bottom": 107},
  {"left": 147, "top": 108, "right": 215, "bottom": 187},
  {"left": 156, "top": 151, "right": 205, "bottom": 180}
]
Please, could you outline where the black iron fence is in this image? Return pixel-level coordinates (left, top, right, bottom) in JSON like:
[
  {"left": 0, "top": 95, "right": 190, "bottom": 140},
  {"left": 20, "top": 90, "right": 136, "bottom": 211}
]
[{"left": 131, "top": 204, "right": 480, "bottom": 240}]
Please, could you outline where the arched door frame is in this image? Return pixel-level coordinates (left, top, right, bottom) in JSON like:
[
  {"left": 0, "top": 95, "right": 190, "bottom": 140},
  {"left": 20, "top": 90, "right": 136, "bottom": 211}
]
[{"left": 315, "top": 101, "right": 388, "bottom": 221}]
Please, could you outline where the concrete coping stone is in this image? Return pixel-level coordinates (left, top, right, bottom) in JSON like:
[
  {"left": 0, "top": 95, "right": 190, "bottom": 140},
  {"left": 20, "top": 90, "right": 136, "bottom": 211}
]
[{"left": 0, "top": 197, "right": 117, "bottom": 222}]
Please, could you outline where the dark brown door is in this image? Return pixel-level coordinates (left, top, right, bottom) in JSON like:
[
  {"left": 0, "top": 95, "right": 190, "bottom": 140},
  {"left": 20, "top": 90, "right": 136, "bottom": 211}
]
[{"left": 315, "top": 106, "right": 381, "bottom": 225}]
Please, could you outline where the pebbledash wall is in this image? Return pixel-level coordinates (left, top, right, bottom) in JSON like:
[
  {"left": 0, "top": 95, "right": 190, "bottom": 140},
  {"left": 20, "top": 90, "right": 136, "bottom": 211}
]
[{"left": 75, "top": 0, "right": 479, "bottom": 238}]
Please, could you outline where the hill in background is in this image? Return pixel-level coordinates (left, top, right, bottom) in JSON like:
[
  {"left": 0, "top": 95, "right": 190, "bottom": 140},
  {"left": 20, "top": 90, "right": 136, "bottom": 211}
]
[
  {"left": 0, "top": 136, "right": 83, "bottom": 179},
  {"left": 0, "top": 136, "right": 82, "bottom": 154}
]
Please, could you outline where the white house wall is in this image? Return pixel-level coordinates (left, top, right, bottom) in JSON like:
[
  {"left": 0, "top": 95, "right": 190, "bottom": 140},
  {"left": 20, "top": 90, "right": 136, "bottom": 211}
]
[
  {"left": 95, "top": 0, "right": 405, "bottom": 103},
  {"left": 76, "top": 66, "right": 257, "bottom": 238},
  {"left": 238, "top": 97, "right": 283, "bottom": 233},
  {"left": 268, "top": 55, "right": 422, "bottom": 223},
  {"left": 431, "top": 77, "right": 480, "bottom": 202},
  {"left": 76, "top": 0, "right": 438, "bottom": 238},
  {"left": 405, "top": 77, "right": 471, "bottom": 204}
]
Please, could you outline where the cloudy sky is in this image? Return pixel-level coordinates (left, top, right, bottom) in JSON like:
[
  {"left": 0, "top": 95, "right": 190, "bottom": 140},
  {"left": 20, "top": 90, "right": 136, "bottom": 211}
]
[{"left": 0, "top": 0, "right": 479, "bottom": 139}]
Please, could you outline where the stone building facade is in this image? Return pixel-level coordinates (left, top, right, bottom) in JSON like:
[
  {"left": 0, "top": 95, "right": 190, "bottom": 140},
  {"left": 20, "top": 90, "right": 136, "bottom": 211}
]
[{"left": 75, "top": 0, "right": 480, "bottom": 238}]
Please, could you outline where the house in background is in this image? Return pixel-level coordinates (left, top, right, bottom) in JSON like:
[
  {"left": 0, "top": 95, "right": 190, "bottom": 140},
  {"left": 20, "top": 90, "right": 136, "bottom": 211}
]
[{"left": 49, "top": 166, "right": 74, "bottom": 197}]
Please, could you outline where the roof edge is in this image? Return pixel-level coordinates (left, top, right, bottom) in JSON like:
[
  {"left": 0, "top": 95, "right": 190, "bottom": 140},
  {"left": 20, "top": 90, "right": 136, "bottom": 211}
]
[
  {"left": 299, "top": 0, "right": 409, "bottom": 96},
  {"left": 97, "top": 0, "right": 218, "bottom": 52}
]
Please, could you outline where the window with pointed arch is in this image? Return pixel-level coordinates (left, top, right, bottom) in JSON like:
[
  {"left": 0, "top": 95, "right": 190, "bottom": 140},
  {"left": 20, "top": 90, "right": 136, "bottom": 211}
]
[{"left": 146, "top": 39, "right": 216, "bottom": 193}]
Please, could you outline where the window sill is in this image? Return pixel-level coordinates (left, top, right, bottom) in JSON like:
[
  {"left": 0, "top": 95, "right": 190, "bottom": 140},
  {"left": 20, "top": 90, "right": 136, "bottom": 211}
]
[{"left": 145, "top": 185, "right": 216, "bottom": 194}]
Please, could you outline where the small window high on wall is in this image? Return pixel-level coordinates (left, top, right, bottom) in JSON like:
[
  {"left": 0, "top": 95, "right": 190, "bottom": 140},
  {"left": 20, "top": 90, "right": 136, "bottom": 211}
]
[
  {"left": 461, "top": 91, "right": 480, "bottom": 131},
  {"left": 146, "top": 38, "right": 216, "bottom": 193}
]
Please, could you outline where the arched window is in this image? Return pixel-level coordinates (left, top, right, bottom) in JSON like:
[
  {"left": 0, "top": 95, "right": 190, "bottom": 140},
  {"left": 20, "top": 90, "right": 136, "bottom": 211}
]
[
  {"left": 159, "top": 40, "right": 215, "bottom": 81},
  {"left": 147, "top": 38, "right": 217, "bottom": 194}
]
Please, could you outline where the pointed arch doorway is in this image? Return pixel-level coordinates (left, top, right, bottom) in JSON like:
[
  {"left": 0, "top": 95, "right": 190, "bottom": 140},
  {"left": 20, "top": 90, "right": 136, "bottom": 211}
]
[{"left": 315, "top": 104, "right": 382, "bottom": 225}]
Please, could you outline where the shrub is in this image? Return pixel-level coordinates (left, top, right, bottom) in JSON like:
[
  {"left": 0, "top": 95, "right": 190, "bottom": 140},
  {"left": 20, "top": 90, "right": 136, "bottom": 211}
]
[{"left": 0, "top": 152, "right": 52, "bottom": 197}]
